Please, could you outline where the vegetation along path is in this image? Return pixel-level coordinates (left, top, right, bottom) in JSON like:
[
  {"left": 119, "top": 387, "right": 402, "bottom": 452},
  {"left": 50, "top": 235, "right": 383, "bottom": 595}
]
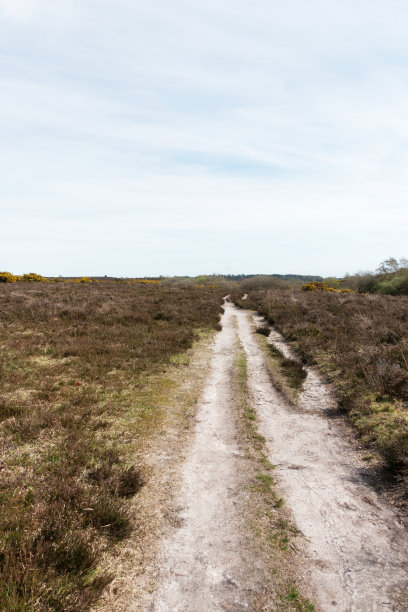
[{"left": 150, "top": 301, "right": 408, "bottom": 611}]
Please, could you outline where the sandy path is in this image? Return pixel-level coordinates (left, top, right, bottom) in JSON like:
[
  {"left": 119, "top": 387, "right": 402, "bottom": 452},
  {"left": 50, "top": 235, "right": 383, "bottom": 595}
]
[
  {"left": 235, "top": 306, "right": 408, "bottom": 612},
  {"left": 152, "top": 302, "right": 260, "bottom": 612}
]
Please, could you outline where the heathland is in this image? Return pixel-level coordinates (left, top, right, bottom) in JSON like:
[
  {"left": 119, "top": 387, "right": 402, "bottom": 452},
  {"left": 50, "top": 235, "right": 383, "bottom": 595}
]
[
  {"left": 0, "top": 281, "right": 225, "bottom": 610},
  {"left": 1, "top": 266, "right": 408, "bottom": 610},
  {"left": 233, "top": 288, "right": 408, "bottom": 475}
]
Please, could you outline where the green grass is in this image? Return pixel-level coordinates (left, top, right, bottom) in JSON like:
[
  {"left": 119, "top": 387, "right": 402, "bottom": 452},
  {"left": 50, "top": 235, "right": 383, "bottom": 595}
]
[
  {"left": 278, "top": 584, "right": 315, "bottom": 611},
  {"left": 267, "top": 344, "right": 307, "bottom": 391},
  {"left": 256, "top": 472, "right": 275, "bottom": 489}
]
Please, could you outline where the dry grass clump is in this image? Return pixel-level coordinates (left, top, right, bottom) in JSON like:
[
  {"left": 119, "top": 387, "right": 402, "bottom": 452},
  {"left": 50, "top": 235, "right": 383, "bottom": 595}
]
[
  {"left": 238, "top": 290, "right": 408, "bottom": 474},
  {"left": 279, "top": 356, "right": 307, "bottom": 389},
  {"left": 256, "top": 324, "right": 271, "bottom": 337},
  {"left": 0, "top": 282, "right": 225, "bottom": 610}
]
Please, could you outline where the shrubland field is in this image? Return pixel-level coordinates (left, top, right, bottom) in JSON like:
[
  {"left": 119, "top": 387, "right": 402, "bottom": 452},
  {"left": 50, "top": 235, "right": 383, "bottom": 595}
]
[
  {"left": 235, "top": 289, "right": 408, "bottom": 476},
  {"left": 2, "top": 269, "right": 408, "bottom": 610},
  {"left": 0, "top": 281, "right": 225, "bottom": 610}
]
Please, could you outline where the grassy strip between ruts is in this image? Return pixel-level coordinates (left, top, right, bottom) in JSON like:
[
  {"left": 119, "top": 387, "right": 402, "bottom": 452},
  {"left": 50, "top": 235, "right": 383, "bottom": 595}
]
[
  {"left": 234, "top": 345, "right": 315, "bottom": 612},
  {"left": 0, "top": 282, "right": 225, "bottom": 611},
  {"left": 254, "top": 329, "right": 307, "bottom": 405}
]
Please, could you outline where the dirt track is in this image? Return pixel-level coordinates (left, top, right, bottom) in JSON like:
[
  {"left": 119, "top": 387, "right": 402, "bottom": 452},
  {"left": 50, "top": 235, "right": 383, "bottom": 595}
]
[
  {"left": 152, "top": 300, "right": 263, "bottom": 611},
  {"left": 151, "top": 301, "right": 408, "bottom": 612}
]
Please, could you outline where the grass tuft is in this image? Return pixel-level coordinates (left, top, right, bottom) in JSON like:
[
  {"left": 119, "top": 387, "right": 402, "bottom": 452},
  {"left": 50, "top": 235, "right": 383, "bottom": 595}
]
[{"left": 256, "top": 324, "right": 271, "bottom": 336}]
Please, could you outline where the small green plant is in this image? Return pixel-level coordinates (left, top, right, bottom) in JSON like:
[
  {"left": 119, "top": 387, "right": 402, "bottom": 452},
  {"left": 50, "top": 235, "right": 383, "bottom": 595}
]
[
  {"left": 256, "top": 472, "right": 275, "bottom": 489},
  {"left": 279, "top": 583, "right": 315, "bottom": 611},
  {"left": 260, "top": 456, "right": 275, "bottom": 470}
]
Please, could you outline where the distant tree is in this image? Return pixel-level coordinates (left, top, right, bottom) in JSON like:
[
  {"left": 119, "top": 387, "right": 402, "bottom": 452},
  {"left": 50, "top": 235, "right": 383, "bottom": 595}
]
[
  {"left": 377, "top": 257, "right": 400, "bottom": 274},
  {"left": 377, "top": 257, "right": 408, "bottom": 274}
]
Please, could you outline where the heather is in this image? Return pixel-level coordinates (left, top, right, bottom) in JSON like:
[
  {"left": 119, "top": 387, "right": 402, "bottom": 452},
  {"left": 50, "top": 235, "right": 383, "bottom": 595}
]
[{"left": 0, "top": 282, "right": 224, "bottom": 610}]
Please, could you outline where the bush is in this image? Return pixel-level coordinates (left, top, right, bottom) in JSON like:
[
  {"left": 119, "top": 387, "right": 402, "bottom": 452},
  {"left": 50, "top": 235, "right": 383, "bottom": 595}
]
[
  {"left": 280, "top": 357, "right": 307, "bottom": 388},
  {"left": 18, "top": 273, "right": 49, "bottom": 282},
  {"left": 302, "top": 281, "right": 354, "bottom": 294},
  {"left": 0, "top": 271, "right": 17, "bottom": 283},
  {"left": 242, "top": 276, "right": 298, "bottom": 292},
  {"left": 377, "top": 270, "right": 408, "bottom": 296},
  {"left": 342, "top": 258, "right": 408, "bottom": 295},
  {"left": 256, "top": 324, "right": 271, "bottom": 336}
]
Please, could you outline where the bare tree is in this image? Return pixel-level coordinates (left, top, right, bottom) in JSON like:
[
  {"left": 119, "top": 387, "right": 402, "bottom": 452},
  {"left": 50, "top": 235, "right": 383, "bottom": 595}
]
[{"left": 377, "top": 257, "right": 400, "bottom": 274}]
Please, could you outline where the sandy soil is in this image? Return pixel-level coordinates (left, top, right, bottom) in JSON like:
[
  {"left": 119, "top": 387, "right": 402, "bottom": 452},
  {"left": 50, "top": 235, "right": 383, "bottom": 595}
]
[
  {"left": 152, "top": 302, "right": 263, "bottom": 612},
  {"left": 236, "top": 306, "right": 408, "bottom": 612}
]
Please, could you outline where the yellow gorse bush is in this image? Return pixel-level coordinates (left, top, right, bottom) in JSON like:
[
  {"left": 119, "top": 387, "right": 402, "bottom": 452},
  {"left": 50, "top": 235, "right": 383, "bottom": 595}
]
[
  {"left": 0, "top": 273, "right": 161, "bottom": 284},
  {"left": 302, "top": 281, "right": 354, "bottom": 294},
  {"left": 0, "top": 272, "right": 48, "bottom": 283},
  {"left": 0, "top": 271, "right": 18, "bottom": 282},
  {"left": 19, "top": 273, "right": 49, "bottom": 282}
]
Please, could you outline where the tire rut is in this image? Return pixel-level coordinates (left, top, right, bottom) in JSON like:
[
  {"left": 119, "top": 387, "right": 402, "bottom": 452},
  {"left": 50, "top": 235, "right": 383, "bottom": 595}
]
[{"left": 235, "top": 305, "right": 408, "bottom": 612}]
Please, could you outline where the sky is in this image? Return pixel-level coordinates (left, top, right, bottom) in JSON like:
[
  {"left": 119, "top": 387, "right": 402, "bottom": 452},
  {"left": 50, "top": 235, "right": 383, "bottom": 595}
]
[{"left": 1, "top": 0, "right": 408, "bottom": 277}]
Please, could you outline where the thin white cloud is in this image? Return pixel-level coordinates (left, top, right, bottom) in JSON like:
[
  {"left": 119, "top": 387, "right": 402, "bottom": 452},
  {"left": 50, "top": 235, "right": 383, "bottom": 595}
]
[
  {"left": 1, "top": 0, "right": 408, "bottom": 275},
  {"left": 0, "top": 0, "right": 39, "bottom": 21}
]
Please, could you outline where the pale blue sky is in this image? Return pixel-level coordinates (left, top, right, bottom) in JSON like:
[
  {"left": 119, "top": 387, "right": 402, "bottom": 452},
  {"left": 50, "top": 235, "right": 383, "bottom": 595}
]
[{"left": 1, "top": 0, "right": 407, "bottom": 276}]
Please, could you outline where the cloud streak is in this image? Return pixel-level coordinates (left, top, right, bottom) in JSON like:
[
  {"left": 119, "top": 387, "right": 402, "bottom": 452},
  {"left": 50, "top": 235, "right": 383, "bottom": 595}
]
[{"left": 1, "top": 0, "right": 408, "bottom": 275}]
